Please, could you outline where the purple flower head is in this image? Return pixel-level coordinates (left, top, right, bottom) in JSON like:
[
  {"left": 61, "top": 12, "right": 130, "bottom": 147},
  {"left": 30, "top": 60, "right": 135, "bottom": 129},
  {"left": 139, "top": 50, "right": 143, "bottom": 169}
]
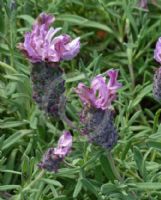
[
  {"left": 31, "top": 62, "right": 65, "bottom": 119},
  {"left": 75, "top": 69, "right": 122, "bottom": 110},
  {"left": 38, "top": 131, "right": 72, "bottom": 172},
  {"left": 154, "top": 37, "right": 161, "bottom": 64},
  {"left": 18, "top": 13, "right": 80, "bottom": 63},
  {"left": 153, "top": 67, "right": 161, "bottom": 101}
]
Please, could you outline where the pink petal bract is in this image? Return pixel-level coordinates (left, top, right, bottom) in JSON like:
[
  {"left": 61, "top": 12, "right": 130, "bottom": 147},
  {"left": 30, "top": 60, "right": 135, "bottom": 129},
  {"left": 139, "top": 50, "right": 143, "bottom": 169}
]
[
  {"left": 54, "top": 131, "right": 72, "bottom": 157},
  {"left": 18, "top": 13, "right": 80, "bottom": 63},
  {"left": 76, "top": 69, "right": 122, "bottom": 110}
]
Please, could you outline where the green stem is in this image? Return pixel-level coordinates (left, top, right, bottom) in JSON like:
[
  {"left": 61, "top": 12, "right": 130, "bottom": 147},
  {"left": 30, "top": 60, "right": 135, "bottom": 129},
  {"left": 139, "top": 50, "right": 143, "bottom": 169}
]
[{"left": 107, "top": 152, "right": 122, "bottom": 182}]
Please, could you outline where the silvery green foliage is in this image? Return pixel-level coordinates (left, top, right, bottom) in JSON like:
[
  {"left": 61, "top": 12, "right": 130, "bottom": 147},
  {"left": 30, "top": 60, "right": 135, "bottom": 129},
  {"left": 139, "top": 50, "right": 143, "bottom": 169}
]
[
  {"left": 153, "top": 67, "right": 161, "bottom": 101},
  {"left": 31, "top": 62, "right": 65, "bottom": 118},
  {"left": 80, "top": 108, "right": 118, "bottom": 149}
]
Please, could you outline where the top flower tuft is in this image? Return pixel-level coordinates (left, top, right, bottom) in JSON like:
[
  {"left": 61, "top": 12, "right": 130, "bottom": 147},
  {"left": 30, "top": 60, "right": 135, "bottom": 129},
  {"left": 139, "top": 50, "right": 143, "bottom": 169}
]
[
  {"left": 18, "top": 13, "right": 80, "bottom": 63},
  {"left": 75, "top": 69, "right": 122, "bottom": 110}
]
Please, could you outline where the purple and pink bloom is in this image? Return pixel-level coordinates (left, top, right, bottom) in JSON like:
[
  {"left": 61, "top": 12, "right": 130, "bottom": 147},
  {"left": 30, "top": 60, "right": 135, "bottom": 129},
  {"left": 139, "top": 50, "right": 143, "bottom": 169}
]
[
  {"left": 18, "top": 13, "right": 80, "bottom": 119},
  {"left": 75, "top": 69, "right": 122, "bottom": 149},
  {"left": 18, "top": 13, "right": 80, "bottom": 63},
  {"left": 38, "top": 131, "right": 72, "bottom": 172},
  {"left": 75, "top": 69, "right": 122, "bottom": 110}
]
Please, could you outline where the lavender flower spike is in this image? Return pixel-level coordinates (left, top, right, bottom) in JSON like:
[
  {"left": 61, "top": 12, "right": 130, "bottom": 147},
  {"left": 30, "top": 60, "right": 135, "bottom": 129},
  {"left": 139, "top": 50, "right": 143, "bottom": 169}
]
[
  {"left": 153, "top": 67, "right": 161, "bottom": 101},
  {"left": 18, "top": 13, "right": 80, "bottom": 63},
  {"left": 154, "top": 37, "right": 161, "bottom": 64},
  {"left": 76, "top": 69, "right": 122, "bottom": 110},
  {"left": 76, "top": 69, "right": 121, "bottom": 150},
  {"left": 18, "top": 13, "right": 80, "bottom": 119},
  {"left": 38, "top": 131, "right": 72, "bottom": 172}
]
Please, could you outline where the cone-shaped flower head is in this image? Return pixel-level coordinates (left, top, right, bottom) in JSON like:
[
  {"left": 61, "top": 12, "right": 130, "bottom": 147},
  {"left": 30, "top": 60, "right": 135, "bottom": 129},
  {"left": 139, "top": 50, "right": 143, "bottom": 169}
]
[
  {"left": 18, "top": 13, "right": 80, "bottom": 63},
  {"left": 76, "top": 69, "right": 121, "bottom": 149},
  {"left": 80, "top": 108, "right": 118, "bottom": 149},
  {"left": 75, "top": 69, "right": 122, "bottom": 110},
  {"left": 31, "top": 62, "right": 65, "bottom": 118},
  {"left": 38, "top": 131, "right": 72, "bottom": 172}
]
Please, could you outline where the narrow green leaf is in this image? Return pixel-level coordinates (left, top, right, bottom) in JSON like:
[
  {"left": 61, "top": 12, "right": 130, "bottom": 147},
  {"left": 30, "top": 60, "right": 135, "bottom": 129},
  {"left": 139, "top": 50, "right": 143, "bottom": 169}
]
[
  {"left": 147, "top": 141, "right": 161, "bottom": 151},
  {"left": 41, "top": 178, "right": 63, "bottom": 187},
  {"left": 100, "top": 155, "right": 115, "bottom": 182},
  {"left": 2, "top": 130, "right": 32, "bottom": 150},
  {"left": 53, "top": 196, "right": 67, "bottom": 200},
  {"left": 132, "top": 84, "right": 152, "bottom": 108},
  {"left": 133, "top": 146, "right": 147, "bottom": 180},
  {"left": 17, "top": 15, "right": 34, "bottom": 25},
  {"left": 101, "top": 183, "right": 119, "bottom": 195},
  {"left": 81, "top": 178, "right": 98, "bottom": 197},
  {"left": 0, "top": 120, "right": 28, "bottom": 129},
  {"left": 57, "top": 14, "right": 113, "bottom": 33},
  {"left": 0, "top": 185, "right": 21, "bottom": 191},
  {"left": 0, "top": 169, "right": 22, "bottom": 175},
  {"left": 129, "top": 182, "right": 161, "bottom": 190},
  {"left": 73, "top": 179, "right": 82, "bottom": 198}
]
